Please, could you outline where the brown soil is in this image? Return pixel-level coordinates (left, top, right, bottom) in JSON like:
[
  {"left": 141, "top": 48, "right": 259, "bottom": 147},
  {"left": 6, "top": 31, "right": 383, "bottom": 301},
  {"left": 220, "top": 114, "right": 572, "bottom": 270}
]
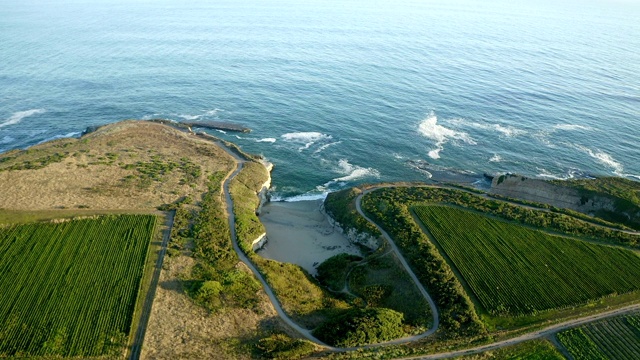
[
  {"left": 0, "top": 121, "right": 234, "bottom": 211},
  {"left": 140, "top": 252, "right": 283, "bottom": 360}
]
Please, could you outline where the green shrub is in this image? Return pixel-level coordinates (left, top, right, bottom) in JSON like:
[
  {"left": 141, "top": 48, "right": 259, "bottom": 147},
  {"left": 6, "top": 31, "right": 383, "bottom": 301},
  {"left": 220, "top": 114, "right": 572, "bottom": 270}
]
[
  {"left": 316, "top": 254, "right": 363, "bottom": 291},
  {"left": 256, "top": 334, "right": 315, "bottom": 359},
  {"left": 313, "top": 307, "right": 405, "bottom": 347}
]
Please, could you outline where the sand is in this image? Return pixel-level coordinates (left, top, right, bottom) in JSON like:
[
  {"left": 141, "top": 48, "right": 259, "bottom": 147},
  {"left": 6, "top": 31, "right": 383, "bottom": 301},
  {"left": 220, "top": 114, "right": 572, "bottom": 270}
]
[{"left": 257, "top": 199, "right": 361, "bottom": 276}]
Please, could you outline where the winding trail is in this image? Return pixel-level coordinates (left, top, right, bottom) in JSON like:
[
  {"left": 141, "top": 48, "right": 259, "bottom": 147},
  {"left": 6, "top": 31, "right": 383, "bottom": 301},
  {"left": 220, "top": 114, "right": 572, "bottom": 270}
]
[
  {"left": 355, "top": 190, "right": 440, "bottom": 338},
  {"left": 214, "top": 141, "right": 640, "bottom": 357},
  {"left": 217, "top": 143, "right": 442, "bottom": 351}
]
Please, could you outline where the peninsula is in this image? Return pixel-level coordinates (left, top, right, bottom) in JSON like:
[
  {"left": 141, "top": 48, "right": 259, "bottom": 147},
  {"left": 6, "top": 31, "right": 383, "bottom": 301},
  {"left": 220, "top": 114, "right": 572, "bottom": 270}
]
[{"left": 0, "top": 120, "right": 638, "bottom": 360}]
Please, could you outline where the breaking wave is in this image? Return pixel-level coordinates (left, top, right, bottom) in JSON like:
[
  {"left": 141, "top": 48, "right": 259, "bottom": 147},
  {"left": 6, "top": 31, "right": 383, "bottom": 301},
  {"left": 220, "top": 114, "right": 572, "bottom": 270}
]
[
  {"left": 553, "top": 124, "right": 592, "bottom": 131},
  {"left": 271, "top": 192, "right": 329, "bottom": 202},
  {"left": 418, "top": 112, "right": 475, "bottom": 159},
  {"left": 36, "top": 131, "right": 82, "bottom": 145},
  {"left": 0, "top": 109, "right": 46, "bottom": 129},
  {"left": 573, "top": 144, "right": 624, "bottom": 174},
  {"left": 281, "top": 131, "right": 332, "bottom": 151},
  {"left": 256, "top": 138, "right": 277, "bottom": 143},
  {"left": 313, "top": 141, "right": 341, "bottom": 154},
  {"left": 333, "top": 159, "right": 380, "bottom": 182},
  {"left": 450, "top": 119, "right": 526, "bottom": 137},
  {"left": 489, "top": 154, "right": 502, "bottom": 162}
]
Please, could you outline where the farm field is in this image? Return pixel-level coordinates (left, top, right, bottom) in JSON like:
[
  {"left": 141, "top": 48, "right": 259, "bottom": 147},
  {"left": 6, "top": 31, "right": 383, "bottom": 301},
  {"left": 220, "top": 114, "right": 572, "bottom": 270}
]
[
  {"left": 0, "top": 215, "right": 156, "bottom": 358},
  {"left": 414, "top": 205, "right": 640, "bottom": 316},
  {"left": 557, "top": 313, "right": 640, "bottom": 360}
]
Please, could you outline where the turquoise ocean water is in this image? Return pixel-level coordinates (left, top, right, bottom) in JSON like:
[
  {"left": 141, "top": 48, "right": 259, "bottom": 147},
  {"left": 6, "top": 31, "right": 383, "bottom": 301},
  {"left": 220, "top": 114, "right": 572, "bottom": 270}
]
[{"left": 1, "top": 0, "right": 639, "bottom": 200}]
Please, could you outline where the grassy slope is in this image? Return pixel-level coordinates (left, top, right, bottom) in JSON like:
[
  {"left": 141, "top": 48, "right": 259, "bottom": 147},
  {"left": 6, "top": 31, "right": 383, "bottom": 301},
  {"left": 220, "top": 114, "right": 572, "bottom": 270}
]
[
  {"left": 0, "top": 215, "right": 156, "bottom": 358},
  {"left": 414, "top": 205, "right": 640, "bottom": 316}
]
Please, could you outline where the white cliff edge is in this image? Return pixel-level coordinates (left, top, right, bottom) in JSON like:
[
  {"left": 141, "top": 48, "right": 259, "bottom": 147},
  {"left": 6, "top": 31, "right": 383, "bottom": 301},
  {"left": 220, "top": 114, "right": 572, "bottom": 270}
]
[{"left": 323, "top": 207, "right": 380, "bottom": 251}]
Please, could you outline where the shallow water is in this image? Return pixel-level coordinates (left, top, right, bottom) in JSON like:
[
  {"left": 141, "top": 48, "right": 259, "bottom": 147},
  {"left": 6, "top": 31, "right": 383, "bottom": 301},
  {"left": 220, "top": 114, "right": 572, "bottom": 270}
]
[{"left": 1, "top": 0, "right": 639, "bottom": 199}]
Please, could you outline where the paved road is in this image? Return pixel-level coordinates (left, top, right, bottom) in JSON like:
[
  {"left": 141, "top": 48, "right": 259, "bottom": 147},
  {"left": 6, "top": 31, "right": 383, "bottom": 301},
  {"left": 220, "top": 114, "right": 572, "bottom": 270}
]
[{"left": 129, "top": 211, "right": 175, "bottom": 360}]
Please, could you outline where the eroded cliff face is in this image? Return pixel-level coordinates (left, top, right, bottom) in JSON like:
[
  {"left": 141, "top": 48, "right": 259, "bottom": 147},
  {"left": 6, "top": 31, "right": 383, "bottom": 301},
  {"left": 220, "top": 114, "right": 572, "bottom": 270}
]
[{"left": 490, "top": 174, "right": 617, "bottom": 215}]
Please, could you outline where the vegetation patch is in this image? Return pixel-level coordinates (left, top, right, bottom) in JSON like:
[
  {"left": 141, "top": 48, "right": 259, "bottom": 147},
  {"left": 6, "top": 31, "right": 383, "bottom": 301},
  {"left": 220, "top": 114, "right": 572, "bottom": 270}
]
[
  {"left": 348, "top": 255, "right": 432, "bottom": 329},
  {"left": 557, "top": 313, "right": 640, "bottom": 359},
  {"left": 187, "top": 172, "right": 262, "bottom": 313},
  {"left": 312, "top": 307, "right": 405, "bottom": 347},
  {"left": 255, "top": 334, "right": 315, "bottom": 359},
  {"left": 316, "top": 253, "right": 363, "bottom": 291},
  {"left": 359, "top": 190, "right": 485, "bottom": 338},
  {"left": 414, "top": 205, "right": 640, "bottom": 316},
  {"left": 0, "top": 215, "right": 156, "bottom": 358},
  {"left": 324, "top": 188, "right": 380, "bottom": 237},
  {"left": 459, "top": 339, "right": 564, "bottom": 359}
]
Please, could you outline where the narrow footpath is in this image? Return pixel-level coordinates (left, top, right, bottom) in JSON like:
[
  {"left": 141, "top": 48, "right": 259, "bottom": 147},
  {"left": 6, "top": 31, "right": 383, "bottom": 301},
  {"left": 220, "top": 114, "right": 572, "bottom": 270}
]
[{"left": 129, "top": 212, "right": 174, "bottom": 360}]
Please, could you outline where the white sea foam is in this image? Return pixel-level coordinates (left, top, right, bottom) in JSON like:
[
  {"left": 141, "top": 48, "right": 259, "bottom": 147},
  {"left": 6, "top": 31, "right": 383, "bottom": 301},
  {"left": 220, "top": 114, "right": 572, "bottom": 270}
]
[
  {"left": 489, "top": 154, "right": 502, "bottom": 162},
  {"left": 418, "top": 113, "right": 475, "bottom": 159},
  {"left": 216, "top": 129, "right": 227, "bottom": 134},
  {"left": 256, "top": 138, "right": 277, "bottom": 143},
  {"left": 1, "top": 136, "right": 15, "bottom": 144},
  {"left": 205, "top": 108, "right": 222, "bottom": 116},
  {"left": 272, "top": 192, "right": 329, "bottom": 202},
  {"left": 178, "top": 114, "right": 201, "bottom": 121},
  {"left": 36, "top": 131, "right": 82, "bottom": 145},
  {"left": 450, "top": 119, "right": 526, "bottom": 137},
  {"left": 537, "top": 168, "right": 568, "bottom": 180},
  {"left": 0, "top": 109, "right": 46, "bottom": 129},
  {"left": 313, "top": 141, "right": 341, "bottom": 154},
  {"left": 177, "top": 109, "right": 221, "bottom": 121},
  {"left": 553, "top": 124, "right": 592, "bottom": 131},
  {"left": 333, "top": 159, "right": 380, "bottom": 182},
  {"left": 574, "top": 144, "right": 624, "bottom": 174},
  {"left": 281, "top": 131, "right": 332, "bottom": 151}
]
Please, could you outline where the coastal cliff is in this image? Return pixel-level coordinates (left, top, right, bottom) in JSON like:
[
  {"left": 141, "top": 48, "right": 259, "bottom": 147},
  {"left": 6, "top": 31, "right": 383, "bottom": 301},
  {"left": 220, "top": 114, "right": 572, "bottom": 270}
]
[{"left": 490, "top": 174, "right": 640, "bottom": 229}]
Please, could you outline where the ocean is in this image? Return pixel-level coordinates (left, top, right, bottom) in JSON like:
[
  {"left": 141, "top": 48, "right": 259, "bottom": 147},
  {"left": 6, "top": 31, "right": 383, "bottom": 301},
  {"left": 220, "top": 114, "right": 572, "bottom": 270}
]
[{"left": 1, "top": 0, "right": 639, "bottom": 200}]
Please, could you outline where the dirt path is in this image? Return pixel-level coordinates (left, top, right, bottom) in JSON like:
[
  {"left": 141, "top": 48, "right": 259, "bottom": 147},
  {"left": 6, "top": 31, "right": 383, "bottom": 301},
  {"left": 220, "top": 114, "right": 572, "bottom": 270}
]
[
  {"left": 399, "top": 304, "right": 640, "bottom": 359},
  {"left": 213, "top": 150, "right": 639, "bottom": 356},
  {"left": 217, "top": 144, "right": 443, "bottom": 351},
  {"left": 354, "top": 190, "right": 440, "bottom": 340},
  {"left": 129, "top": 211, "right": 174, "bottom": 360},
  {"left": 216, "top": 144, "right": 337, "bottom": 350}
]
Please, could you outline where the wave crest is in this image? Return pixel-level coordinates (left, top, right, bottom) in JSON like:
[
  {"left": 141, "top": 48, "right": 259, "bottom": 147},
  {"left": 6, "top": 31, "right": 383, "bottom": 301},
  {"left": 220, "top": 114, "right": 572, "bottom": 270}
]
[
  {"left": 418, "top": 112, "right": 475, "bottom": 159},
  {"left": 281, "top": 131, "right": 332, "bottom": 151},
  {"left": 0, "top": 109, "right": 46, "bottom": 129}
]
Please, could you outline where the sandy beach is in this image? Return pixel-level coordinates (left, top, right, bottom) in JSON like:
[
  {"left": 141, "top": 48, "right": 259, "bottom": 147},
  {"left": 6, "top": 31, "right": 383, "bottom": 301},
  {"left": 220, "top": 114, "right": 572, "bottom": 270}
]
[{"left": 257, "top": 199, "right": 361, "bottom": 276}]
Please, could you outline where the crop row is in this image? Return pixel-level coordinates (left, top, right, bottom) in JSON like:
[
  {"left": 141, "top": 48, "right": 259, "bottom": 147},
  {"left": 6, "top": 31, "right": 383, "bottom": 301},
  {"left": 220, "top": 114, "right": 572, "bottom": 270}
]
[
  {"left": 413, "top": 205, "right": 640, "bottom": 316},
  {"left": 0, "top": 215, "right": 156, "bottom": 357},
  {"left": 558, "top": 313, "right": 640, "bottom": 360}
]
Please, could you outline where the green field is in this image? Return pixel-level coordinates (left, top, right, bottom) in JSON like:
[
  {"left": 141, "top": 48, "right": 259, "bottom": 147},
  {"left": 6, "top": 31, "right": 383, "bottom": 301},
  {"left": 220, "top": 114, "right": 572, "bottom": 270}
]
[
  {"left": 557, "top": 313, "right": 640, "bottom": 360},
  {"left": 0, "top": 215, "right": 156, "bottom": 358},
  {"left": 414, "top": 205, "right": 640, "bottom": 316}
]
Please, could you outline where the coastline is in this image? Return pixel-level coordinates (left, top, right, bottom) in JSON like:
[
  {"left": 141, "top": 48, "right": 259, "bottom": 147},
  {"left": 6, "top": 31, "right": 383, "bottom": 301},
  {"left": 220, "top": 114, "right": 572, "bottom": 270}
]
[{"left": 257, "top": 199, "right": 361, "bottom": 276}]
